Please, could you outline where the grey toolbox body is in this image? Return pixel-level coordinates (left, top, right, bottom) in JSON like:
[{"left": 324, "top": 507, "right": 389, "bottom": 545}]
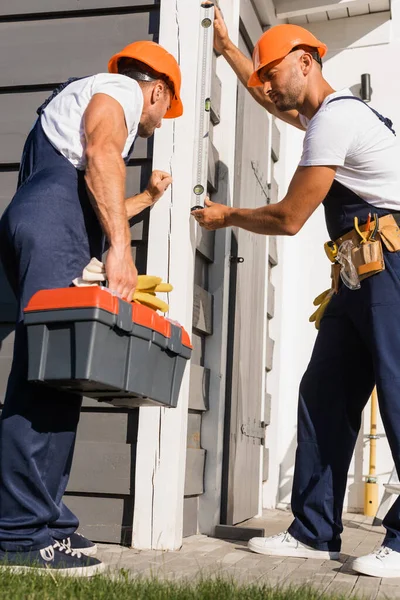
[{"left": 24, "top": 287, "right": 192, "bottom": 408}]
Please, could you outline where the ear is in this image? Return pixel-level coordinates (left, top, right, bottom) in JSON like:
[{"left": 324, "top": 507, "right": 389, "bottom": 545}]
[
  {"left": 151, "top": 82, "right": 165, "bottom": 105},
  {"left": 300, "top": 52, "right": 313, "bottom": 75}
]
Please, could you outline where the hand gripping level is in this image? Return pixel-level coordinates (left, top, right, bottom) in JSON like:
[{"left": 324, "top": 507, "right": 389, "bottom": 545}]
[{"left": 191, "top": 2, "right": 215, "bottom": 211}]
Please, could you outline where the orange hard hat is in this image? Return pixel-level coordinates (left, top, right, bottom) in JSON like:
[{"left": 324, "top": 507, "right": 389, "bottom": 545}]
[
  {"left": 248, "top": 24, "right": 328, "bottom": 88},
  {"left": 108, "top": 40, "right": 183, "bottom": 118}
]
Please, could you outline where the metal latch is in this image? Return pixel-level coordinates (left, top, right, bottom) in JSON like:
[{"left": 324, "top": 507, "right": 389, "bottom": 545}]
[
  {"left": 241, "top": 421, "right": 266, "bottom": 444},
  {"left": 230, "top": 256, "right": 244, "bottom": 264}
]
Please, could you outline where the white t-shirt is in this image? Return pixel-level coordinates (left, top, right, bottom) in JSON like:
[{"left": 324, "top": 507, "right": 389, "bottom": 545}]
[
  {"left": 299, "top": 89, "right": 400, "bottom": 211},
  {"left": 41, "top": 73, "right": 143, "bottom": 170}
]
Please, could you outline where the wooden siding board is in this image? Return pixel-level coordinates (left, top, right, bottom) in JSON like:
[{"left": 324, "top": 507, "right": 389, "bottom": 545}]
[
  {"left": 189, "top": 364, "right": 209, "bottom": 411},
  {"left": 0, "top": 12, "right": 157, "bottom": 88},
  {"left": 64, "top": 495, "right": 134, "bottom": 545},
  {"left": 210, "top": 73, "right": 222, "bottom": 126},
  {"left": 196, "top": 227, "right": 215, "bottom": 263},
  {"left": 67, "top": 441, "right": 134, "bottom": 495},
  {"left": 0, "top": 172, "right": 18, "bottom": 322},
  {"left": 264, "top": 393, "right": 272, "bottom": 426},
  {"left": 0, "top": 92, "right": 151, "bottom": 164},
  {"left": 77, "top": 411, "right": 138, "bottom": 444},
  {"left": 267, "top": 281, "right": 275, "bottom": 319},
  {"left": 263, "top": 447, "right": 269, "bottom": 482},
  {"left": 266, "top": 336, "right": 275, "bottom": 373},
  {"left": 184, "top": 448, "right": 206, "bottom": 496},
  {"left": 0, "top": 1, "right": 158, "bottom": 16},
  {"left": 207, "top": 140, "right": 219, "bottom": 193},
  {"left": 269, "top": 236, "right": 278, "bottom": 266},
  {"left": 183, "top": 497, "right": 198, "bottom": 537},
  {"left": 271, "top": 120, "right": 280, "bottom": 162},
  {"left": 192, "top": 285, "right": 213, "bottom": 336},
  {"left": 0, "top": 327, "right": 15, "bottom": 405},
  {"left": 187, "top": 413, "right": 202, "bottom": 450}
]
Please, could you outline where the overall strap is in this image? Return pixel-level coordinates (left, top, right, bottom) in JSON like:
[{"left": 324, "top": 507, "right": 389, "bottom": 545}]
[
  {"left": 327, "top": 96, "right": 396, "bottom": 136},
  {"left": 36, "top": 77, "right": 89, "bottom": 115}
]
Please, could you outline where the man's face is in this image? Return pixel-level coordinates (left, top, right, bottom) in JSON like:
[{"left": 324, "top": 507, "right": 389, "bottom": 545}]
[
  {"left": 138, "top": 84, "right": 172, "bottom": 138},
  {"left": 259, "top": 51, "right": 305, "bottom": 112}
]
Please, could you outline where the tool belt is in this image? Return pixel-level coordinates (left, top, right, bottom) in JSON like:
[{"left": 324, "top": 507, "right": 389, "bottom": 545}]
[{"left": 328, "top": 213, "right": 400, "bottom": 292}]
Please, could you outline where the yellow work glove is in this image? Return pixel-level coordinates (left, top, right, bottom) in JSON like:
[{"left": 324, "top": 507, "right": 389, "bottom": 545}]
[
  {"left": 133, "top": 275, "right": 173, "bottom": 313},
  {"left": 309, "top": 289, "right": 334, "bottom": 330}
]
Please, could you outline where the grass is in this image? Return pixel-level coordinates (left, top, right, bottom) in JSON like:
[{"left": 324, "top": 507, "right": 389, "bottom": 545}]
[{"left": 0, "top": 571, "right": 365, "bottom": 600}]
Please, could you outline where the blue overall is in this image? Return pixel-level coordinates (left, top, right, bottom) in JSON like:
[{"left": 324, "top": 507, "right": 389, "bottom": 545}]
[
  {"left": 0, "top": 79, "right": 135, "bottom": 551},
  {"left": 288, "top": 97, "right": 400, "bottom": 553}
]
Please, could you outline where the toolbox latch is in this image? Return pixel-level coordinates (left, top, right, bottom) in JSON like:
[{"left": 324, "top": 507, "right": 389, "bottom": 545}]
[{"left": 116, "top": 299, "right": 132, "bottom": 333}]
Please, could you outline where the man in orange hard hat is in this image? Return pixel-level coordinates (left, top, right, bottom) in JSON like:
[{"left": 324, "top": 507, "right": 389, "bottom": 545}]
[
  {"left": 193, "top": 8, "right": 400, "bottom": 579},
  {"left": 0, "top": 41, "right": 183, "bottom": 575}
]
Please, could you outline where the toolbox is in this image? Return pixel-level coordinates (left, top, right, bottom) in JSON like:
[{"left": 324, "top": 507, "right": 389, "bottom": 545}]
[{"left": 24, "top": 287, "right": 192, "bottom": 408}]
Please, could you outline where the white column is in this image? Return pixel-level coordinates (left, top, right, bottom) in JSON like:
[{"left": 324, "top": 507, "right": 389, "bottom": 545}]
[{"left": 132, "top": 0, "right": 200, "bottom": 550}]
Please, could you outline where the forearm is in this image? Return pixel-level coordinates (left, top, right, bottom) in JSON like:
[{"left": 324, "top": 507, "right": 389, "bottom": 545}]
[
  {"left": 226, "top": 203, "right": 298, "bottom": 236},
  {"left": 84, "top": 148, "right": 130, "bottom": 249},
  {"left": 125, "top": 191, "right": 153, "bottom": 220}
]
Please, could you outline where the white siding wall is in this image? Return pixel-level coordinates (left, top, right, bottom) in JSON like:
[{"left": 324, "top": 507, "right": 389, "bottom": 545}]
[{"left": 264, "top": 0, "right": 400, "bottom": 512}]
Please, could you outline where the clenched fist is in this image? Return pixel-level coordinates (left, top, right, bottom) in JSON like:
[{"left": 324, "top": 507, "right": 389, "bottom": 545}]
[{"left": 145, "top": 170, "right": 173, "bottom": 207}]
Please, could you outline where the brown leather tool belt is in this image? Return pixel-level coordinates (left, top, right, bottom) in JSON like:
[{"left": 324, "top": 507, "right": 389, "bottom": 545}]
[
  {"left": 334, "top": 213, "right": 400, "bottom": 250},
  {"left": 330, "top": 213, "right": 400, "bottom": 292}
]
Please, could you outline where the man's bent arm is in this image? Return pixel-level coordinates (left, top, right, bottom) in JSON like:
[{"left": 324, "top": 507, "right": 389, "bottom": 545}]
[
  {"left": 84, "top": 93, "right": 137, "bottom": 300},
  {"left": 84, "top": 94, "right": 129, "bottom": 247},
  {"left": 194, "top": 166, "right": 336, "bottom": 235}
]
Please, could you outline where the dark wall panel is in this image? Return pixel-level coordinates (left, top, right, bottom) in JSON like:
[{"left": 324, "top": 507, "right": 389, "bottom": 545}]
[
  {"left": 0, "top": 12, "right": 158, "bottom": 87},
  {"left": 0, "top": 92, "right": 151, "bottom": 164},
  {"left": 0, "top": 0, "right": 158, "bottom": 16},
  {"left": 0, "top": 327, "right": 14, "bottom": 405},
  {"left": 64, "top": 495, "right": 134, "bottom": 544},
  {"left": 0, "top": 2, "right": 158, "bottom": 546}
]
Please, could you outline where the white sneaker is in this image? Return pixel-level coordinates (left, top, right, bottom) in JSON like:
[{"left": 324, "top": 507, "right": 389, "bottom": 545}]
[
  {"left": 248, "top": 531, "right": 340, "bottom": 560},
  {"left": 352, "top": 546, "right": 400, "bottom": 578}
]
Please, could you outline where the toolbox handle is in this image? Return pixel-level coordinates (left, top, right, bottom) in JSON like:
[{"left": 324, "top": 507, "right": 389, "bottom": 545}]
[{"left": 116, "top": 299, "right": 132, "bottom": 333}]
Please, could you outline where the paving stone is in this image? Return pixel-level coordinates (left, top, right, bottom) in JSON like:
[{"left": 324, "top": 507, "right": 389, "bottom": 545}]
[
  {"left": 95, "top": 510, "right": 400, "bottom": 596},
  {"left": 352, "top": 575, "right": 380, "bottom": 600}
]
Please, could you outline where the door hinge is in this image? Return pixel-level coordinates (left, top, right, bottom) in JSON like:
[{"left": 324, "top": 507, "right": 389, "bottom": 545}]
[
  {"left": 241, "top": 421, "right": 266, "bottom": 444},
  {"left": 230, "top": 256, "right": 244, "bottom": 264}
]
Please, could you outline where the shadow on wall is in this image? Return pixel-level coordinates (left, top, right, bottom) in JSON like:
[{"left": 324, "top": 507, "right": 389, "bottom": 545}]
[
  {"left": 277, "top": 434, "right": 297, "bottom": 506},
  {"left": 307, "top": 10, "right": 391, "bottom": 63}
]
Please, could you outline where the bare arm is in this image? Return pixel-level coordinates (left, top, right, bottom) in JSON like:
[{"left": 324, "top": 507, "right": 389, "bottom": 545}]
[
  {"left": 214, "top": 6, "right": 305, "bottom": 131},
  {"left": 84, "top": 93, "right": 137, "bottom": 300},
  {"left": 125, "top": 170, "right": 173, "bottom": 220},
  {"left": 192, "top": 166, "right": 336, "bottom": 235}
]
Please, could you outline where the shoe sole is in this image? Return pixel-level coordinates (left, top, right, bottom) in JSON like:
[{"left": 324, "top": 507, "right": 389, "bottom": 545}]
[
  {"left": 71, "top": 544, "right": 98, "bottom": 557},
  {"left": 247, "top": 541, "right": 340, "bottom": 560},
  {"left": 352, "top": 559, "right": 400, "bottom": 578},
  {"left": 0, "top": 561, "right": 105, "bottom": 577}
]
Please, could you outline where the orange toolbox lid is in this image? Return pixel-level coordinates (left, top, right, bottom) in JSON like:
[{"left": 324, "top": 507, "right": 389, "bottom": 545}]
[{"left": 23, "top": 287, "right": 180, "bottom": 340}]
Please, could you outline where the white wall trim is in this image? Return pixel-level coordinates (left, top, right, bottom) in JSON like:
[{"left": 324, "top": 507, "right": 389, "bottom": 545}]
[
  {"left": 132, "top": 0, "right": 199, "bottom": 551},
  {"left": 275, "top": 0, "right": 372, "bottom": 19}
]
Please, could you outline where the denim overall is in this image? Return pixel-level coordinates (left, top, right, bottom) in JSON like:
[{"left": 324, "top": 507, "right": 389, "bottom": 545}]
[
  {"left": 0, "top": 79, "right": 136, "bottom": 551},
  {"left": 288, "top": 97, "right": 400, "bottom": 552}
]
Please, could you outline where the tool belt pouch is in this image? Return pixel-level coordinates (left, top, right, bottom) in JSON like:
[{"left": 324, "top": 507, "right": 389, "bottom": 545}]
[
  {"left": 351, "top": 240, "right": 385, "bottom": 281},
  {"left": 331, "top": 263, "right": 341, "bottom": 293},
  {"left": 378, "top": 215, "right": 400, "bottom": 252}
]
